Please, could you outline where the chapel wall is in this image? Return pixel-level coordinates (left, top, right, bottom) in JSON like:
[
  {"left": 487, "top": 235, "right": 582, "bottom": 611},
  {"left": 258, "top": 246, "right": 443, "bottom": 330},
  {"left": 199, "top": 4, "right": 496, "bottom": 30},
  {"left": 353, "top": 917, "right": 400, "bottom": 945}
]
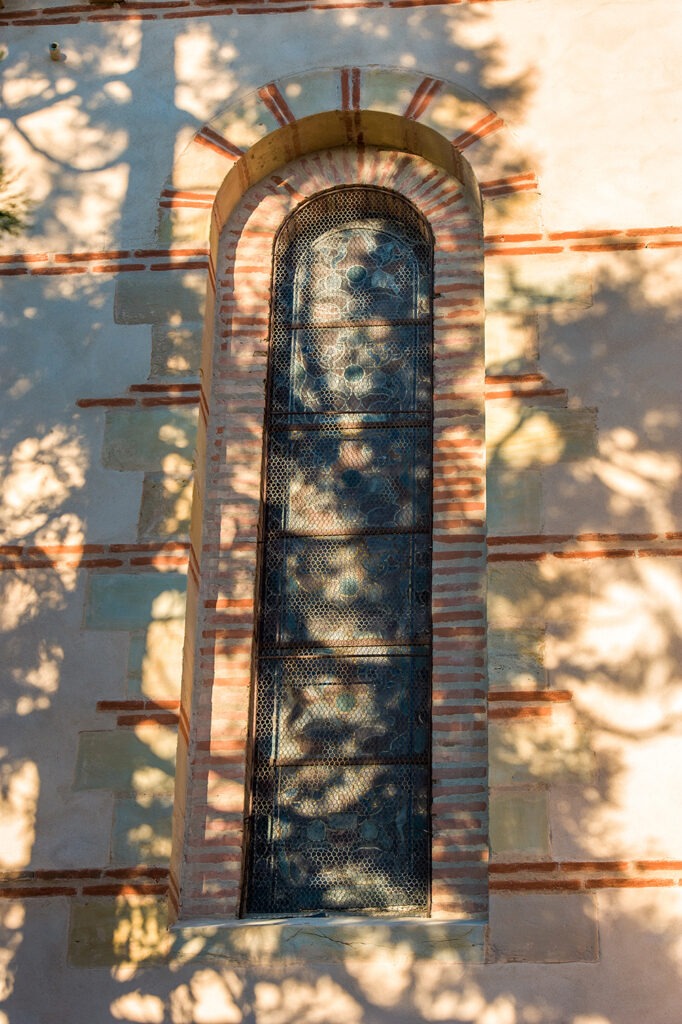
[{"left": 1, "top": 3, "right": 681, "bottom": 1020}]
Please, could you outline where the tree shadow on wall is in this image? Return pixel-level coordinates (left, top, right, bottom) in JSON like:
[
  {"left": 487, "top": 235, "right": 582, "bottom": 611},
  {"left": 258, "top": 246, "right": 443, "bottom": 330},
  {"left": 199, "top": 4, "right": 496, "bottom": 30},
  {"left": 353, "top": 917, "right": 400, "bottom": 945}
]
[
  {"left": 1, "top": 2, "right": 682, "bottom": 1023},
  {"left": 122, "top": 217, "right": 682, "bottom": 1024}
]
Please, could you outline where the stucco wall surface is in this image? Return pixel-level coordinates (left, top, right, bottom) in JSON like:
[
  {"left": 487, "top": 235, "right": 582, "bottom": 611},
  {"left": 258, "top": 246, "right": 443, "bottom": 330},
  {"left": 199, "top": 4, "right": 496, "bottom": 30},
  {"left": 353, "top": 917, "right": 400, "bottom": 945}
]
[
  {"left": 1, "top": 0, "right": 682, "bottom": 1021},
  {"left": 1, "top": 0, "right": 682, "bottom": 250}
]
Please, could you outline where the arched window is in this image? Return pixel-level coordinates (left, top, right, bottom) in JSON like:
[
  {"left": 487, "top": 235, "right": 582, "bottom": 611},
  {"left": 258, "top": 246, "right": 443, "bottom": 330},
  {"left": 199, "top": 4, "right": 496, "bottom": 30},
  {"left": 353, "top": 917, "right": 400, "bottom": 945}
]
[
  {"left": 170, "top": 148, "right": 486, "bottom": 928},
  {"left": 244, "top": 187, "right": 434, "bottom": 916}
]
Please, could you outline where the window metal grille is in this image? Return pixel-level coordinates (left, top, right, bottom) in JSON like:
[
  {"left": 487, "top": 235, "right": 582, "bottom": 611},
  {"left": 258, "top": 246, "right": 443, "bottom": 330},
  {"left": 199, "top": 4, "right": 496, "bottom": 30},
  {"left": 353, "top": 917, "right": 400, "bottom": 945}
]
[{"left": 244, "top": 187, "right": 433, "bottom": 916}]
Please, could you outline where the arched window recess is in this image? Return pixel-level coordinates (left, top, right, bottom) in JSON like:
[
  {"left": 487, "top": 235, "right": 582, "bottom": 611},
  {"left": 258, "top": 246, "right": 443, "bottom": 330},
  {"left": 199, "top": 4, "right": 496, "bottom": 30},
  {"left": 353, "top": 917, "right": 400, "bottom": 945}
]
[{"left": 243, "top": 186, "right": 435, "bottom": 918}]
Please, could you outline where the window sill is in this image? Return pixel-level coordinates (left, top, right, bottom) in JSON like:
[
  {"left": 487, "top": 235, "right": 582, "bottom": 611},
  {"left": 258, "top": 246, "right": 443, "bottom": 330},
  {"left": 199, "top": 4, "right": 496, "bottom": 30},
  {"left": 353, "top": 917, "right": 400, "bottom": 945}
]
[{"left": 169, "top": 915, "right": 487, "bottom": 966}]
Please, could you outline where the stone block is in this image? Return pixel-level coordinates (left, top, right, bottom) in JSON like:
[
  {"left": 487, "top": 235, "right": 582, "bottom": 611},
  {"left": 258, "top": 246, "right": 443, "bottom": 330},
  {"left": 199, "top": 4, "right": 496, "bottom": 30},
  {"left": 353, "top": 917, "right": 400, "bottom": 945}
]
[
  {"left": 112, "top": 796, "right": 173, "bottom": 865},
  {"left": 74, "top": 728, "right": 176, "bottom": 795},
  {"left": 488, "top": 403, "right": 597, "bottom": 468},
  {"left": 488, "top": 562, "right": 549, "bottom": 628},
  {"left": 489, "top": 710, "right": 595, "bottom": 786},
  {"left": 138, "top": 471, "right": 193, "bottom": 539},
  {"left": 85, "top": 573, "right": 186, "bottom": 631},
  {"left": 490, "top": 787, "right": 550, "bottom": 855},
  {"left": 488, "top": 626, "right": 546, "bottom": 689},
  {"left": 488, "top": 559, "right": 591, "bottom": 630},
  {"left": 69, "top": 897, "right": 171, "bottom": 968},
  {"left": 171, "top": 918, "right": 487, "bottom": 967},
  {"left": 487, "top": 467, "right": 542, "bottom": 535},
  {"left": 102, "top": 406, "right": 197, "bottom": 472},
  {"left": 126, "top": 633, "right": 147, "bottom": 690},
  {"left": 126, "top": 619, "right": 184, "bottom": 700},
  {"left": 114, "top": 269, "right": 206, "bottom": 325},
  {"left": 487, "top": 317, "right": 521, "bottom": 372},
  {"left": 150, "top": 323, "right": 202, "bottom": 377},
  {"left": 489, "top": 893, "right": 598, "bottom": 962},
  {"left": 485, "top": 311, "right": 539, "bottom": 375},
  {"left": 72, "top": 904, "right": 486, "bottom": 969},
  {"left": 485, "top": 255, "right": 592, "bottom": 312}
]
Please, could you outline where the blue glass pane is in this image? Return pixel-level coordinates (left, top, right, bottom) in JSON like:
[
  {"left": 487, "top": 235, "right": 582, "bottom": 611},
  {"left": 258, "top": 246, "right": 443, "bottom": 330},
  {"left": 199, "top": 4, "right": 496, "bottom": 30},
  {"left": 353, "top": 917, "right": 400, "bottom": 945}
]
[
  {"left": 271, "top": 324, "right": 431, "bottom": 421},
  {"left": 255, "top": 654, "right": 430, "bottom": 763},
  {"left": 289, "top": 226, "right": 430, "bottom": 323},
  {"left": 247, "top": 188, "right": 433, "bottom": 917},
  {"left": 249, "top": 763, "right": 429, "bottom": 914},
  {"left": 266, "top": 426, "right": 431, "bottom": 535},
  {"left": 260, "top": 534, "right": 431, "bottom": 647}
]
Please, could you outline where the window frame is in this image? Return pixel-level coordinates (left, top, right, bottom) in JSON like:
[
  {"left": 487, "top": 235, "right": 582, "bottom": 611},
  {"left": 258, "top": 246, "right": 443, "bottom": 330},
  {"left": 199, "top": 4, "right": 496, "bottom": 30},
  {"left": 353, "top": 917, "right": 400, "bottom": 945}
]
[
  {"left": 243, "top": 185, "right": 435, "bottom": 919},
  {"left": 169, "top": 148, "right": 487, "bottom": 930}
]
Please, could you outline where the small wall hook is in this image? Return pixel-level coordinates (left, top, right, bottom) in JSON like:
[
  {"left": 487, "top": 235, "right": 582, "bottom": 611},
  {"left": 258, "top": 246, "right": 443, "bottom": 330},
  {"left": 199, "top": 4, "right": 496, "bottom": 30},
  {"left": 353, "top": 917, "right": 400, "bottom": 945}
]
[{"left": 49, "top": 42, "right": 62, "bottom": 62}]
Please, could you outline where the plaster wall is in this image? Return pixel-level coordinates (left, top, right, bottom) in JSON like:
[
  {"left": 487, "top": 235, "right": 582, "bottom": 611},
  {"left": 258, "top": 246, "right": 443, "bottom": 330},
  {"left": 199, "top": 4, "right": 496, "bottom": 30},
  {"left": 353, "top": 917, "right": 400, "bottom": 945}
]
[
  {"left": 2, "top": 0, "right": 682, "bottom": 253},
  {"left": 1, "top": 0, "right": 682, "bottom": 1021}
]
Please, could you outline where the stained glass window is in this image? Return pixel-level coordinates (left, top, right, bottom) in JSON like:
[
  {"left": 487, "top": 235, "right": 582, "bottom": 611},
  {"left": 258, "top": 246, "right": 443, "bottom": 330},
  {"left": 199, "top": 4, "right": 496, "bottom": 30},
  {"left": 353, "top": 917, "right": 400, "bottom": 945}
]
[{"left": 245, "top": 187, "right": 433, "bottom": 916}]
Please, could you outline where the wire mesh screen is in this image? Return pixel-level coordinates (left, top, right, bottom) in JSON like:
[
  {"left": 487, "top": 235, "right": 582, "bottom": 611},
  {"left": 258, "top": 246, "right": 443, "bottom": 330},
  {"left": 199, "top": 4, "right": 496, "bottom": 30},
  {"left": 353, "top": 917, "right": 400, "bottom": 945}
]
[{"left": 245, "top": 187, "right": 433, "bottom": 916}]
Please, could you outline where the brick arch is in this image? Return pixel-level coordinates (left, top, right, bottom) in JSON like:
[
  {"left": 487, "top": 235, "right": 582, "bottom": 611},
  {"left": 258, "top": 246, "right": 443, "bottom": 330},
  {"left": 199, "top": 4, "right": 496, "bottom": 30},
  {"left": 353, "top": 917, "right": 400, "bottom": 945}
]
[
  {"left": 161, "top": 67, "right": 538, "bottom": 254},
  {"left": 170, "top": 144, "right": 487, "bottom": 924}
]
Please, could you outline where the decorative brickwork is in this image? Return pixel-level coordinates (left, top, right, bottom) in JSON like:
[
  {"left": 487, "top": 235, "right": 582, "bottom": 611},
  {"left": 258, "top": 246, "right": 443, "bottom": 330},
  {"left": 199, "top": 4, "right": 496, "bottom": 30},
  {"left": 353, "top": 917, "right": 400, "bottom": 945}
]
[
  {"left": 0, "top": 0, "right": 513, "bottom": 30},
  {"left": 170, "top": 146, "right": 487, "bottom": 922}
]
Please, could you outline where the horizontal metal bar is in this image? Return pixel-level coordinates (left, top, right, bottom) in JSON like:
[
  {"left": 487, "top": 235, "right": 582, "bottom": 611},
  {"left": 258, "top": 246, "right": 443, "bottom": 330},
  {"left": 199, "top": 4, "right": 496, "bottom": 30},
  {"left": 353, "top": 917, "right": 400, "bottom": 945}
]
[
  {"left": 258, "top": 647, "right": 430, "bottom": 659},
  {"left": 260, "top": 639, "right": 432, "bottom": 653},
  {"left": 264, "top": 527, "right": 431, "bottom": 539},
  {"left": 282, "top": 318, "right": 432, "bottom": 330},
  {"left": 265, "top": 755, "right": 430, "bottom": 768},
  {"left": 270, "top": 418, "right": 431, "bottom": 432}
]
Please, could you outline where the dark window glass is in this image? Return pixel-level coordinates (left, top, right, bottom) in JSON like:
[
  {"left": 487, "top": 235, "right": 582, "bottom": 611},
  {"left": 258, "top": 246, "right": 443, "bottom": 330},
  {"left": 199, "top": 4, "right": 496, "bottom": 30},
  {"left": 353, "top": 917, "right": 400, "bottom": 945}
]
[{"left": 245, "top": 187, "right": 433, "bottom": 916}]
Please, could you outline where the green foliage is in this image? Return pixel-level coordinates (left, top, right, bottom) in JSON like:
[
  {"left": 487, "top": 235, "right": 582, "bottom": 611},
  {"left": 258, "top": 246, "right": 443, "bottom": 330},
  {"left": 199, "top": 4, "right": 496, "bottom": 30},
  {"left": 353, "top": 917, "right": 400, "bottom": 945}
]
[{"left": 0, "top": 161, "right": 28, "bottom": 237}]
